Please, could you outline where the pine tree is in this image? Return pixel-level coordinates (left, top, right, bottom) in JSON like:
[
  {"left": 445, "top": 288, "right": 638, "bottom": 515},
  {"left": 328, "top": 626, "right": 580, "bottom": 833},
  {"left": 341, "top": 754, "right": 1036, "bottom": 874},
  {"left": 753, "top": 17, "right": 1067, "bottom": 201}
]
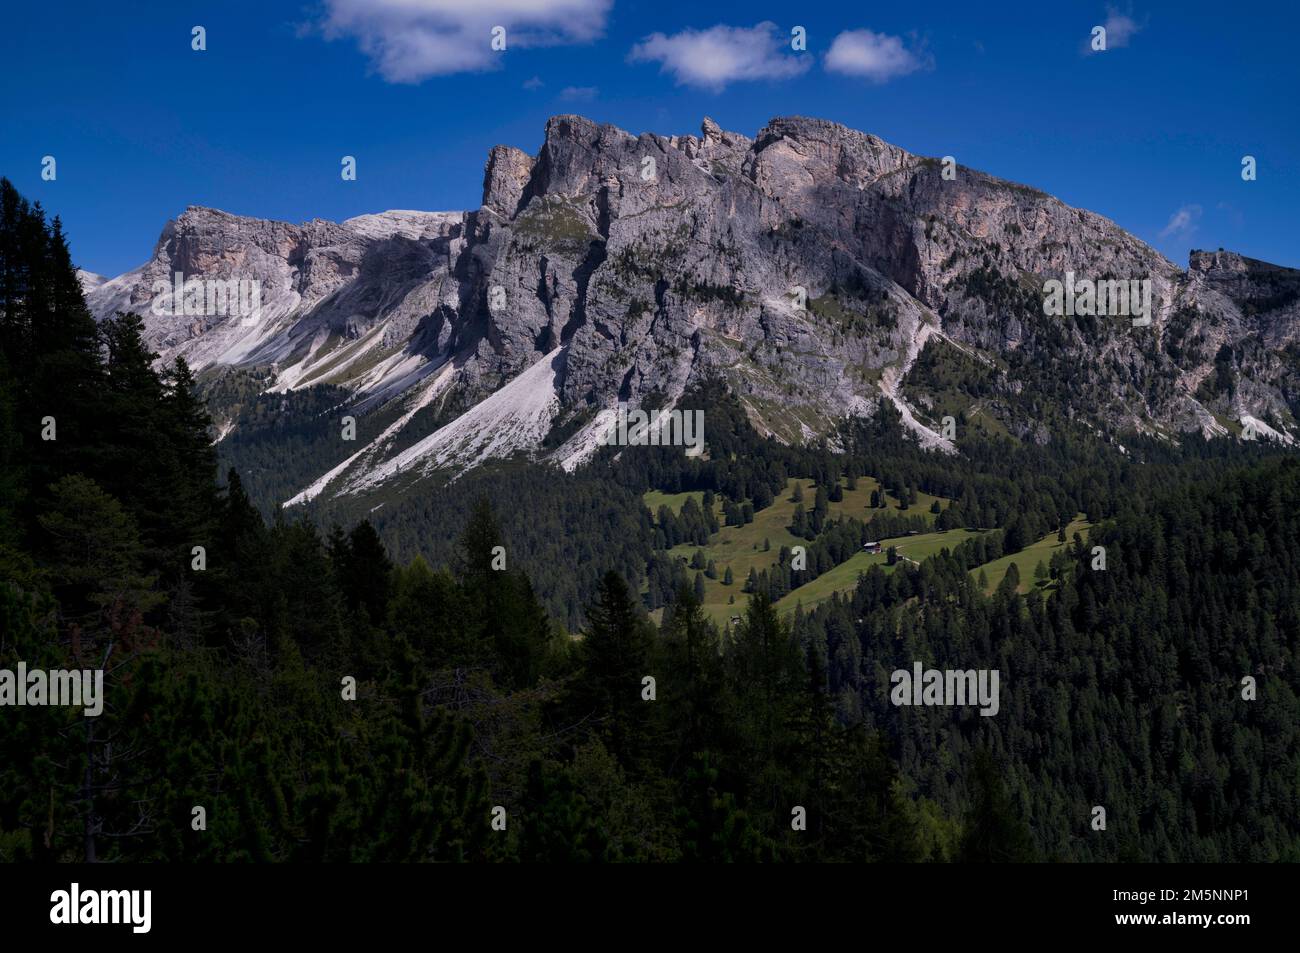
[
  {"left": 0, "top": 183, "right": 106, "bottom": 532},
  {"left": 37, "top": 475, "right": 163, "bottom": 623},
  {"left": 388, "top": 556, "right": 469, "bottom": 667},
  {"left": 661, "top": 585, "right": 727, "bottom": 763},
  {"left": 579, "top": 571, "right": 657, "bottom": 771},
  {"left": 457, "top": 496, "right": 503, "bottom": 583},
  {"left": 454, "top": 498, "right": 552, "bottom": 687},
  {"left": 339, "top": 520, "right": 394, "bottom": 625},
  {"left": 726, "top": 592, "right": 806, "bottom": 827},
  {"left": 1034, "top": 560, "right": 1048, "bottom": 587},
  {"left": 812, "top": 485, "right": 829, "bottom": 531},
  {"left": 791, "top": 504, "right": 807, "bottom": 537}
]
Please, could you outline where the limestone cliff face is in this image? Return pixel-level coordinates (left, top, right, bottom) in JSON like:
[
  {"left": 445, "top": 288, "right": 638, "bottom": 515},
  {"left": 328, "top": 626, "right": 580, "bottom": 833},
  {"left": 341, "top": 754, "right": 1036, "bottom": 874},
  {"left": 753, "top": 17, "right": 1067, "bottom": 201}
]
[
  {"left": 83, "top": 114, "right": 1300, "bottom": 503},
  {"left": 85, "top": 205, "right": 467, "bottom": 390}
]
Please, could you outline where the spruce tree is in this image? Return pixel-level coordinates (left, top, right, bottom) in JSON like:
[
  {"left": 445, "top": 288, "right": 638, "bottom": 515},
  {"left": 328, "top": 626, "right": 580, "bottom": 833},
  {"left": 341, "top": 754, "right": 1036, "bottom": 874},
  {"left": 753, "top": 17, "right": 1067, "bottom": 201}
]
[{"left": 579, "top": 571, "right": 657, "bottom": 771}]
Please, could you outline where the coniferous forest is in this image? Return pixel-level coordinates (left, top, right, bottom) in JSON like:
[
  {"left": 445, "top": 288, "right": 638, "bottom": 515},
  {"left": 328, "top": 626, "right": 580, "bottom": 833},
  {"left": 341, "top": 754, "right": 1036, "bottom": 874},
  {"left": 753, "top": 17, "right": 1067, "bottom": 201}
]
[{"left": 3, "top": 178, "right": 1300, "bottom": 864}]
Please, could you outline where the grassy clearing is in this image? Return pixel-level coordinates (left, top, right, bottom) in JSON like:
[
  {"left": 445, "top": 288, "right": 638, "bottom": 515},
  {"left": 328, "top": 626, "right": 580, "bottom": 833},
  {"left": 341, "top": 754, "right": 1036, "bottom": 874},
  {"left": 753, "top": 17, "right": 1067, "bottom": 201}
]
[
  {"left": 647, "top": 476, "right": 956, "bottom": 626},
  {"left": 644, "top": 481, "right": 1092, "bottom": 624},
  {"left": 965, "top": 402, "right": 1013, "bottom": 440},
  {"left": 643, "top": 489, "right": 706, "bottom": 516},
  {"left": 778, "top": 527, "right": 984, "bottom": 614},
  {"left": 971, "top": 517, "right": 1091, "bottom": 594}
]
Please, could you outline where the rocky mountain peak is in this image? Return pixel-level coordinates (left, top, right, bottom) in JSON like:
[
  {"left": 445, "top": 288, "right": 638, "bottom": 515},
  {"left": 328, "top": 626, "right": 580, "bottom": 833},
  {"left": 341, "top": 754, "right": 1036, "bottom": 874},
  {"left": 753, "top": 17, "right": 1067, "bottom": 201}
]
[
  {"left": 80, "top": 114, "right": 1300, "bottom": 506},
  {"left": 483, "top": 145, "right": 537, "bottom": 217},
  {"left": 1190, "top": 248, "right": 1249, "bottom": 276}
]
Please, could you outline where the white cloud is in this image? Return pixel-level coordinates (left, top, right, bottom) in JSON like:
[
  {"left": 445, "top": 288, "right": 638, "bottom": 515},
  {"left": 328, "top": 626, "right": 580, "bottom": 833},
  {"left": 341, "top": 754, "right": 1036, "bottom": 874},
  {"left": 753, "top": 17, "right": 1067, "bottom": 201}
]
[
  {"left": 560, "top": 85, "right": 598, "bottom": 101},
  {"left": 825, "top": 29, "right": 930, "bottom": 83},
  {"left": 1087, "top": 7, "right": 1142, "bottom": 54},
  {"left": 1159, "top": 204, "right": 1203, "bottom": 239},
  {"left": 628, "top": 21, "right": 809, "bottom": 92},
  {"left": 317, "top": 0, "right": 612, "bottom": 83},
  {"left": 1102, "top": 7, "right": 1141, "bottom": 47},
  {"left": 523, "top": 75, "right": 544, "bottom": 90}
]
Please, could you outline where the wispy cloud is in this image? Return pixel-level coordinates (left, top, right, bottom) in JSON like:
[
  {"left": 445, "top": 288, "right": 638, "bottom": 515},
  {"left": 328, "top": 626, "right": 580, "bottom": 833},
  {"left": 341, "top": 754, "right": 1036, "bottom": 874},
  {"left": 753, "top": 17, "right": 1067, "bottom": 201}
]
[
  {"left": 1160, "top": 204, "right": 1203, "bottom": 239},
  {"left": 1217, "top": 201, "right": 1245, "bottom": 229},
  {"left": 825, "top": 29, "right": 931, "bottom": 83},
  {"left": 1086, "top": 6, "right": 1142, "bottom": 54},
  {"left": 523, "top": 76, "right": 544, "bottom": 90},
  {"left": 559, "top": 85, "right": 598, "bottom": 101},
  {"left": 316, "top": 0, "right": 612, "bottom": 83},
  {"left": 628, "top": 21, "right": 809, "bottom": 92}
]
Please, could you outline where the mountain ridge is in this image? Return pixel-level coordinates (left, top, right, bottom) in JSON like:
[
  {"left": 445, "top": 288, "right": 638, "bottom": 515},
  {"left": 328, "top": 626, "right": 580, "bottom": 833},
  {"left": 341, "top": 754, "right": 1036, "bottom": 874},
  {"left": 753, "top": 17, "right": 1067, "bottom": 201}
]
[{"left": 80, "top": 114, "right": 1300, "bottom": 508}]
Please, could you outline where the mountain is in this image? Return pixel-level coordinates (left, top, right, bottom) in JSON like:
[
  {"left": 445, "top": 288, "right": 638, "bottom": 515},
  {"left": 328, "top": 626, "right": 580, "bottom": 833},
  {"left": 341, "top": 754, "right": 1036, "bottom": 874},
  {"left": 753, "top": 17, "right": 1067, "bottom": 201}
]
[
  {"left": 81, "top": 114, "right": 1300, "bottom": 510},
  {"left": 75, "top": 268, "right": 107, "bottom": 292}
]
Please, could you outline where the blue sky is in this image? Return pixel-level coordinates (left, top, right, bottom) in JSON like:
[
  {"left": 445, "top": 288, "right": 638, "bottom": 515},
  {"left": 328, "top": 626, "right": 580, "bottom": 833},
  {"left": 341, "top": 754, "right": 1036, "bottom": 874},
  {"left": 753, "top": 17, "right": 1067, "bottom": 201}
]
[{"left": 1, "top": 1, "right": 1296, "bottom": 276}]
